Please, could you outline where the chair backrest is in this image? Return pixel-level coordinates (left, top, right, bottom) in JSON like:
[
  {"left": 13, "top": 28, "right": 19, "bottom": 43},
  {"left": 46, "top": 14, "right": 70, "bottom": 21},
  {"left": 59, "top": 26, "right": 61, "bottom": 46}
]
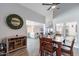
[
  {"left": 71, "top": 39, "right": 75, "bottom": 50},
  {"left": 64, "top": 36, "right": 75, "bottom": 50},
  {"left": 40, "top": 37, "right": 45, "bottom": 49},
  {"left": 40, "top": 33, "right": 44, "bottom": 37},
  {"left": 64, "top": 36, "right": 74, "bottom": 45},
  {"left": 40, "top": 37, "right": 53, "bottom": 52}
]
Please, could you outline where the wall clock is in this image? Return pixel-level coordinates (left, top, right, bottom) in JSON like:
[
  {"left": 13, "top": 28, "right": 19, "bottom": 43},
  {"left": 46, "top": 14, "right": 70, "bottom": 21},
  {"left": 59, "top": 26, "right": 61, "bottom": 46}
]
[{"left": 6, "top": 14, "right": 23, "bottom": 29}]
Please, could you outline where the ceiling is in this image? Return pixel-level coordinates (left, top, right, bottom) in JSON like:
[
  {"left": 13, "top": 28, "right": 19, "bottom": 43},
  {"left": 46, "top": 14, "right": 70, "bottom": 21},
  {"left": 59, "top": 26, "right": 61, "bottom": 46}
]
[
  {"left": 20, "top": 3, "right": 79, "bottom": 19},
  {"left": 53, "top": 3, "right": 79, "bottom": 18},
  {"left": 20, "top": 3, "right": 53, "bottom": 17}
]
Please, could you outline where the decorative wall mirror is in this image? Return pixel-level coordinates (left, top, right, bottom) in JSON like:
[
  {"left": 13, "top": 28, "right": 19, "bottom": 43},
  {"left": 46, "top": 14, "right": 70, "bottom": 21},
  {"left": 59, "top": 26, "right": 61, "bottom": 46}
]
[{"left": 6, "top": 14, "right": 24, "bottom": 30}]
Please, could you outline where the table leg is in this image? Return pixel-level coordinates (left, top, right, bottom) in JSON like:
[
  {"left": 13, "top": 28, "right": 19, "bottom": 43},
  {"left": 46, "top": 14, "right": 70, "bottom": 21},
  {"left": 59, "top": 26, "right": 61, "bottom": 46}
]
[{"left": 56, "top": 44, "right": 62, "bottom": 56}]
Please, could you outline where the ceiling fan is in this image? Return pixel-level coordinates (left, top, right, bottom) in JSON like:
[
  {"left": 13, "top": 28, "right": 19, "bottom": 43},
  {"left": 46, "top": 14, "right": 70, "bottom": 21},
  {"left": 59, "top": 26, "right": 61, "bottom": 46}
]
[{"left": 42, "top": 3, "right": 60, "bottom": 11}]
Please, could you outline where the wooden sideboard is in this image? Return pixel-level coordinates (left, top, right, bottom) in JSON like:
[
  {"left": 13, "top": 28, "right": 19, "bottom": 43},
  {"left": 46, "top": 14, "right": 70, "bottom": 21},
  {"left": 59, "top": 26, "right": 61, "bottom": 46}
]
[{"left": 3, "top": 36, "right": 27, "bottom": 53}]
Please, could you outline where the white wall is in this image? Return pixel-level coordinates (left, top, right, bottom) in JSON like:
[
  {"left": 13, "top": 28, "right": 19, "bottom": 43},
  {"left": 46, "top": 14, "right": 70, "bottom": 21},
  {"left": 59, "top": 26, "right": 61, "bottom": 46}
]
[
  {"left": 0, "top": 3, "right": 45, "bottom": 42},
  {"left": 53, "top": 5, "right": 79, "bottom": 48}
]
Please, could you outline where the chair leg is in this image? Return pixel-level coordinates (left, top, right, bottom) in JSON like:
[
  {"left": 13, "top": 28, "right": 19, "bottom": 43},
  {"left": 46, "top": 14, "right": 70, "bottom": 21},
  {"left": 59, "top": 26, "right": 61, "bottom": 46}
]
[
  {"left": 40, "top": 50, "right": 44, "bottom": 56},
  {"left": 40, "top": 52, "right": 42, "bottom": 56},
  {"left": 40, "top": 52, "right": 43, "bottom": 56},
  {"left": 50, "top": 53, "right": 53, "bottom": 56},
  {"left": 56, "top": 50, "right": 58, "bottom": 56},
  {"left": 70, "top": 51, "right": 73, "bottom": 56}
]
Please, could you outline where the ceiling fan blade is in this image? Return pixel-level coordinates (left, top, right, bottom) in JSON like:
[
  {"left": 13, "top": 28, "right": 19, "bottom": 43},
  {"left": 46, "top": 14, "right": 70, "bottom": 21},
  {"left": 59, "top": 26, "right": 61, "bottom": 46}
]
[
  {"left": 47, "top": 6, "right": 52, "bottom": 10},
  {"left": 42, "top": 3, "right": 60, "bottom": 11},
  {"left": 42, "top": 3, "right": 52, "bottom": 5},
  {"left": 53, "top": 3, "right": 60, "bottom": 5},
  {"left": 47, "top": 3, "right": 60, "bottom": 10}
]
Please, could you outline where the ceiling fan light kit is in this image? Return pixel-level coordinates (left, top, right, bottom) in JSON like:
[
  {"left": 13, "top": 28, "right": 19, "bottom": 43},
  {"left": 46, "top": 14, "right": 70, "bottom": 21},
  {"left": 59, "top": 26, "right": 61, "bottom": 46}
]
[
  {"left": 51, "top": 5, "right": 56, "bottom": 9},
  {"left": 42, "top": 3, "right": 60, "bottom": 11}
]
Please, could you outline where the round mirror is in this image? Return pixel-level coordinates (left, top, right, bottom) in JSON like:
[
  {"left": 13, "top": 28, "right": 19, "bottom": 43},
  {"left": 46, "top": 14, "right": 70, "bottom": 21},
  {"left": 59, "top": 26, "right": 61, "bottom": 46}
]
[{"left": 6, "top": 14, "right": 24, "bottom": 29}]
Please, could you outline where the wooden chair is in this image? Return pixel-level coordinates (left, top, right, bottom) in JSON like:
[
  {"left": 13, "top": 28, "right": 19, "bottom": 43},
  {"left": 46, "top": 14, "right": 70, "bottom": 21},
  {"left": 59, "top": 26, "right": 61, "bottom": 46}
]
[
  {"left": 62, "top": 37, "right": 75, "bottom": 56},
  {"left": 40, "top": 37, "right": 57, "bottom": 56}
]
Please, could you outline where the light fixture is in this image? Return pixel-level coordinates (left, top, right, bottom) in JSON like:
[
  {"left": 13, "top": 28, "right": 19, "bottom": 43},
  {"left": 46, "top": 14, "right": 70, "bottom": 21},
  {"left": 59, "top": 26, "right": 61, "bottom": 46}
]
[{"left": 51, "top": 5, "right": 56, "bottom": 9}]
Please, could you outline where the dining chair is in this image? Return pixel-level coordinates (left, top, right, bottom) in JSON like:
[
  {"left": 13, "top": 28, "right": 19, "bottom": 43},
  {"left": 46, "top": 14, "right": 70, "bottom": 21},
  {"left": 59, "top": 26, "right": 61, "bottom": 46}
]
[
  {"left": 0, "top": 43, "right": 6, "bottom": 56},
  {"left": 61, "top": 36, "right": 75, "bottom": 56},
  {"left": 40, "top": 37, "right": 57, "bottom": 56}
]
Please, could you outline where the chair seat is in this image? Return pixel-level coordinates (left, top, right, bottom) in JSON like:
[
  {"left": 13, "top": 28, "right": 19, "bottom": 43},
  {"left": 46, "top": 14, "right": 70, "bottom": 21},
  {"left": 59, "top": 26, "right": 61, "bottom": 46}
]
[
  {"left": 61, "top": 37, "right": 75, "bottom": 56},
  {"left": 43, "top": 46, "right": 57, "bottom": 56},
  {"left": 62, "top": 45, "right": 70, "bottom": 51},
  {"left": 43, "top": 46, "right": 57, "bottom": 53},
  {"left": 61, "top": 44, "right": 72, "bottom": 55},
  {"left": 61, "top": 48, "right": 71, "bottom": 54}
]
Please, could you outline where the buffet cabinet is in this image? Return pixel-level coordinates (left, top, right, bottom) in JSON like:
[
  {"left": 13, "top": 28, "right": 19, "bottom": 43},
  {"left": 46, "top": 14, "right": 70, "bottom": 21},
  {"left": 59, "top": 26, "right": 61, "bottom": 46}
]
[{"left": 3, "top": 36, "right": 27, "bottom": 53}]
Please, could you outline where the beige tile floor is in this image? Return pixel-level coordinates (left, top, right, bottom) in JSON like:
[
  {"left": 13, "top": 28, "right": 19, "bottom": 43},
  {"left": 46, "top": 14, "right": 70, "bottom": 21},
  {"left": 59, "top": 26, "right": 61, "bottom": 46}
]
[{"left": 7, "top": 38, "right": 79, "bottom": 56}]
